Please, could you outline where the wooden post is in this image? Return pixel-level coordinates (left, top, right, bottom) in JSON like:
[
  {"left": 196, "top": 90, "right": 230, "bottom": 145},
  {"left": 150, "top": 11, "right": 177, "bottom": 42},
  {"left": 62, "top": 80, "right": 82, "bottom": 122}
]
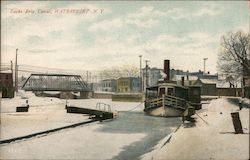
[
  {"left": 162, "top": 94, "right": 165, "bottom": 107},
  {"left": 231, "top": 112, "right": 243, "bottom": 134}
]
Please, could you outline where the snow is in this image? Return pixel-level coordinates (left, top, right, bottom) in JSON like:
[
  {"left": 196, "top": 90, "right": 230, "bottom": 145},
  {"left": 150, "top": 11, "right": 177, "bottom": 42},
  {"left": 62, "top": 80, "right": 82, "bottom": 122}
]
[
  {"left": 0, "top": 91, "right": 150, "bottom": 159},
  {"left": 5, "top": 91, "right": 247, "bottom": 159},
  {"left": 142, "top": 97, "right": 250, "bottom": 160},
  {"left": 1, "top": 92, "right": 90, "bottom": 140},
  {"left": 1, "top": 91, "right": 144, "bottom": 140},
  {"left": 0, "top": 124, "right": 146, "bottom": 160}
]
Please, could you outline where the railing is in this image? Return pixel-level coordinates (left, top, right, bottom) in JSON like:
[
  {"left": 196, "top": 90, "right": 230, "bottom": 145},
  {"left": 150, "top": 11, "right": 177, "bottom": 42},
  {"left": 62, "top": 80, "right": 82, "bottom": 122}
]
[
  {"left": 148, "top": 97, "right": 162, "bottom": 108},
  {"left": 96, "top": 102, "right": 111, "bottom": 112},
  {"left": 147, "top": 94, "right": 187, "bottom": 110}
]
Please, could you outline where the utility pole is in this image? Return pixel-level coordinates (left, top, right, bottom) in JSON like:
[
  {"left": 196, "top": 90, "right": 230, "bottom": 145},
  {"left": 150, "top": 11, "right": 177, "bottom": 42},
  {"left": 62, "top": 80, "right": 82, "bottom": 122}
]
[
  {"left": 89, "top": 72, "right": 92, "bottom": 83},
  {"left": 15, "top": 48, "right": 18, "bottom": 92},
  {"left": 86, "top": 71, "right": 89, "bottom": 83},
  {"left": 11, "top": 61, "right": 13, "bottom": 74},
  {"left": 145, "top": 60, "right": 150, "bottom": 88},
  {"left": 139, "top": 55, "right": 142, "bottom": 92},
  {"left": 203, "top": 58, "right": 208, "bottom": 75}
]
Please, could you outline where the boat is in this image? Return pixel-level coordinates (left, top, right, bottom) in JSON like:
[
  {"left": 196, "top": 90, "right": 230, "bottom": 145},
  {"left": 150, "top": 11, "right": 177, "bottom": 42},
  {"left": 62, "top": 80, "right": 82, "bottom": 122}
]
[{"left": 144, "top": 60, "right": 201, "bottom": 121}]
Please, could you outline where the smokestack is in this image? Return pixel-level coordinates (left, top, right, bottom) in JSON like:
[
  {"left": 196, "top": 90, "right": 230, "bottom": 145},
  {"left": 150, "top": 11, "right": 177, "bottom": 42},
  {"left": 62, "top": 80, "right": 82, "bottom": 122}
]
[
  {"left": 181, "top": 76, "right": 185, "bottom": 86},
  {"left": 164, "top": 60, "right": 170, "bottom": 81}
]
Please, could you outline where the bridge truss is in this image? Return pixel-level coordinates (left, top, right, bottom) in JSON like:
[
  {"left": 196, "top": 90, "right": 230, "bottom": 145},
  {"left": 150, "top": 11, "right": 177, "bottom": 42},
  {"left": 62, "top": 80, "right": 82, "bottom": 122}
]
[{"left": 22, "top": 74, "right": 90, "bottom": 92}]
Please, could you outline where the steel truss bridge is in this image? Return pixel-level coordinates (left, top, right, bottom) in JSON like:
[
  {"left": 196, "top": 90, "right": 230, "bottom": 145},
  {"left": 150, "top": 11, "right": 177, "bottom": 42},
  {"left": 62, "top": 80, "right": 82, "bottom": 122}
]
[{"left": 22, "top": 74, "right": 91, "bottom": 92}]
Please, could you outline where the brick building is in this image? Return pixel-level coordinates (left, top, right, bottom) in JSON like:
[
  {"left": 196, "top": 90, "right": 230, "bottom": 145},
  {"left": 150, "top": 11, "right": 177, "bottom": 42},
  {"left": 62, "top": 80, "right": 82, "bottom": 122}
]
[{"left": 0, "top": 72, "right": 14, "bottom": 98}]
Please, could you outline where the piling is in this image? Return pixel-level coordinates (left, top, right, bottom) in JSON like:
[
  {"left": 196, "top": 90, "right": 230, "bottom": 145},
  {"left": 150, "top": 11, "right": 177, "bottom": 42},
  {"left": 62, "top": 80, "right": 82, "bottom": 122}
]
[{"left": 231, "top": 112, "right": 243, "bottom": 134}]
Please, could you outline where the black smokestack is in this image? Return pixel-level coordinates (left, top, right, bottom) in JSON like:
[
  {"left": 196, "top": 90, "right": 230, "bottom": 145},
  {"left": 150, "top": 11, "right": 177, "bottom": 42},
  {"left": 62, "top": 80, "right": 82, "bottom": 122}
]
[{"left": 164, "top": 60, "right": 170, "bottom": 81}]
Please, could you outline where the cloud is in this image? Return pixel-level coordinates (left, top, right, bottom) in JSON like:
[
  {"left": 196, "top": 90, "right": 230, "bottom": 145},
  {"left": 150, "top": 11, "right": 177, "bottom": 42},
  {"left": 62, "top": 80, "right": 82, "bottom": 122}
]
[
  {"left": 127, "top": 6, "right": 166, "bottom": 19},
  {"left": 1, "top": 1, "right": 109, "bottom": 63},
  {"left": 233, "top": 23, "right": 249, "bottom": 33},
  {"left": 1, "top": 2, "right": 247, "bottom": 75},
  {"left": 125, "top": 6, "right": 166, "bottom": 28},
  {"left": 88, "top": 18, "right": 123, "bottom": 32},
  {"left": 88, "top": 3, "right": 223, "bottom": 33},
  {"left": 140, "top": 32, "right": 219, "bottom": 72},
  {"left": 88, "top": 5, "right": 167, "bottom": 32},
  {"left": 169, "top": 4, "right": 221, "bottom": 20}
]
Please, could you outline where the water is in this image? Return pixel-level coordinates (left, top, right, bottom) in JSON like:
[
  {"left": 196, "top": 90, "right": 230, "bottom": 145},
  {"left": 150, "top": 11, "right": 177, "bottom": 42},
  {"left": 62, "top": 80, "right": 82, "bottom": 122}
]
[{"left": 96, "top": 111, "right": 182, "bottom": 160}]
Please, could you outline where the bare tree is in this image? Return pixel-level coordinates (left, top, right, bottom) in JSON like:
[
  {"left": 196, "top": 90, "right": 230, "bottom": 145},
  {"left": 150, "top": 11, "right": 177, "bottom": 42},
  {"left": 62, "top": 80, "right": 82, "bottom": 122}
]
[
  {"left": 99, "top": 65, "right": 139, "bottom": 80},
  {"left": 218, "top": 31, "right": 250, "bottom": 88}
]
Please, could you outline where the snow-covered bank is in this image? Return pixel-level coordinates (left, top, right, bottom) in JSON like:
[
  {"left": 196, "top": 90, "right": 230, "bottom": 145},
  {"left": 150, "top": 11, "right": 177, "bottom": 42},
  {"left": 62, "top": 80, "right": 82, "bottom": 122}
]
[
  {"left": 0, "top": 92, "right": 144, "bottom": 140},
  {"left": 143, "top": 98, "right": 250, "bottom": 160},
  {"left": 0, "top": 123, "right": 146, "bottom": 160},
  {"left": 0, "top": 92, "right": 89, "bottom": 140},
  {"left": 1, "top": 92, "right": 180, "bottom": 159}
]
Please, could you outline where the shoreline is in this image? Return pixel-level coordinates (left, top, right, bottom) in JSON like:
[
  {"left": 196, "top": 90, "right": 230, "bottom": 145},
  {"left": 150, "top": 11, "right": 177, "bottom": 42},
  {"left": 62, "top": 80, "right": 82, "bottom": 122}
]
[{"left": 141, "top": 97, "right": 250, "bottom": 160}]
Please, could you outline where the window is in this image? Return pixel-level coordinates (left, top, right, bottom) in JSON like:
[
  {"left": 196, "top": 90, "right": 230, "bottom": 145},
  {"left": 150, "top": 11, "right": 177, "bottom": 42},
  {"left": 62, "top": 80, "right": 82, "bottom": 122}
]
[
  {"left": 167, "top": 88, "right": 174, "bottom": 96},
  {"left": 159, "top": 88, "right": 165, "bottom": 97}
]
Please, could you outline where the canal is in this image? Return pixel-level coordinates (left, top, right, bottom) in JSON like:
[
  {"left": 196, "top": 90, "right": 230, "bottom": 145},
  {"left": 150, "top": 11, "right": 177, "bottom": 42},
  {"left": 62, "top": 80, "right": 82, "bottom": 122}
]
[{"left": 97, "top": 111, "right": 182, "bottom": 159}]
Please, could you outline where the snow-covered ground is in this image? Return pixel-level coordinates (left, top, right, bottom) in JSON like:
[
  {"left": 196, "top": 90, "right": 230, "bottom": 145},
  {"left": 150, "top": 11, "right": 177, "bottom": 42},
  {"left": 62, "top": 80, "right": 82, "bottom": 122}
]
[
  {"left": 142, "top": 97, "right": 250, "bottom": 160},
  {"left": 1, "top": 92, "right": 89, "bottom": 140},
  {"left": 0, "top": 91, "right": 144, "bottom": 140},
  {"left": 1, "top": 91, "right": 181, "bottom": 159}
]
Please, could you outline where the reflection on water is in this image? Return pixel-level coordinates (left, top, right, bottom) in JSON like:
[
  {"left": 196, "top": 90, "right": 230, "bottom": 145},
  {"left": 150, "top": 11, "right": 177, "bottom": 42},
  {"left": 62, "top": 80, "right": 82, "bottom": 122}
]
[{"left": 97, "top": 111, "right": 182, "bottom": 160}]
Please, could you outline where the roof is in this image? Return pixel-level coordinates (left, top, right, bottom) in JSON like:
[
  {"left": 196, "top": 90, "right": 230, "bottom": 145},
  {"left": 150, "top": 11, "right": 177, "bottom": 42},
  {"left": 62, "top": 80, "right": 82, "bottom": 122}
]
[
  {"left": 199, "top": 78, "right": 218, "bottom": 84},
  {"left": 173, "top": 75, "right": 198, "bottom": 81},
  {"left": 147, "top": 82, "right": 189, "bottom": 89},
  {"left": 176, "top": 80, "right": 197, "bottom": 86},
  {"left": 101, "top": 79, "right": 116, "bottom": 82}
]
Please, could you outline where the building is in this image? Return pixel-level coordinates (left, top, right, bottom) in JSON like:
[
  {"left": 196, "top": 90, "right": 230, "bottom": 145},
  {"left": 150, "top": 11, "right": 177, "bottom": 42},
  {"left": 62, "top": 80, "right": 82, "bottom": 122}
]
[
  {"left": 173, "top": 75, "right": 198, "bottom": 86},
  {"left": 142, "top": 67, "right": 162, "bottom": 90},
  {"left": 0, "top": 72, "right": 14, "bottom": 98},
  {"left": 193, "top": 78, "right": 217, "bottom": 96},
  {"left": 170, "top": 69, "right": 218, "bottom": 80},
  {"left": 117, "top": 77, "right": 141, "bottom": 93},
  {"left": 100, "top": 79, "right": 116, "bottom": 92}
]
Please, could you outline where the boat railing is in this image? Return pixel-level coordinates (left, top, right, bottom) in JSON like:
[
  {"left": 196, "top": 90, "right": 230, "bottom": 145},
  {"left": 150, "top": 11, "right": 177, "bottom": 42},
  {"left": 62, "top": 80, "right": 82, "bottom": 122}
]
[
  {"left": 147, "top": 97, "right": 163, "bottom": 108},
  {"left": 164, "top": 95, "right": 186, "bottom": 110},
  {"left": 146, "top": 94, "right": 187, "bottom": 110}
]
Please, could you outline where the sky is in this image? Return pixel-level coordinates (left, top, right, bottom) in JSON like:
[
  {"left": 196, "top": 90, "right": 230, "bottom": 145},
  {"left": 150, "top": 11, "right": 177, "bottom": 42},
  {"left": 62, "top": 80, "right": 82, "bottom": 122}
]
[{"left": 1, "top": 1, "right": 249, "bottom": 74}]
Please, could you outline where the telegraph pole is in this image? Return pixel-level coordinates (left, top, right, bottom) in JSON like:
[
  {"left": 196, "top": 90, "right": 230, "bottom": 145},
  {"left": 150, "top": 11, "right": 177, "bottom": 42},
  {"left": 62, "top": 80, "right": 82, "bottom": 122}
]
[
  {"left": 145, "top": 60, "right": 150, "bottom": 88},
  {"left": 139, "top": 55, "right": 142, "bottom": 92},
  {"left": 15, "top": 48, "right": 18, "bottom": 92},
  {"left": 86, "top": 71, "right": 89, "bottom": 83},
  {"left": 89, "top": 72, "right": 92, "bottom": 83}
]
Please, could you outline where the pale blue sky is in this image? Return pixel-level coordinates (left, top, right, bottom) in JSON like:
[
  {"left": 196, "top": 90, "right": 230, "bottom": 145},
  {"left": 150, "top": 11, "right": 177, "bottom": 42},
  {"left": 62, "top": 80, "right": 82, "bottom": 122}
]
[{"left": 1, "top": 1, "right": 249, "bottom": 74}]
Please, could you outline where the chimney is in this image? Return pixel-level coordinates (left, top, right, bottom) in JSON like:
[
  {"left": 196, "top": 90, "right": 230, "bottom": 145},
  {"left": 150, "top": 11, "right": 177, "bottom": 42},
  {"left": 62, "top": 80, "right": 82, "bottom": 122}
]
[
  {"left": 164, "top": 60, "right": 170, "bottom": 81},
  {"left": 181, "top": 76, "right": 185, "bottom": 86}
]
